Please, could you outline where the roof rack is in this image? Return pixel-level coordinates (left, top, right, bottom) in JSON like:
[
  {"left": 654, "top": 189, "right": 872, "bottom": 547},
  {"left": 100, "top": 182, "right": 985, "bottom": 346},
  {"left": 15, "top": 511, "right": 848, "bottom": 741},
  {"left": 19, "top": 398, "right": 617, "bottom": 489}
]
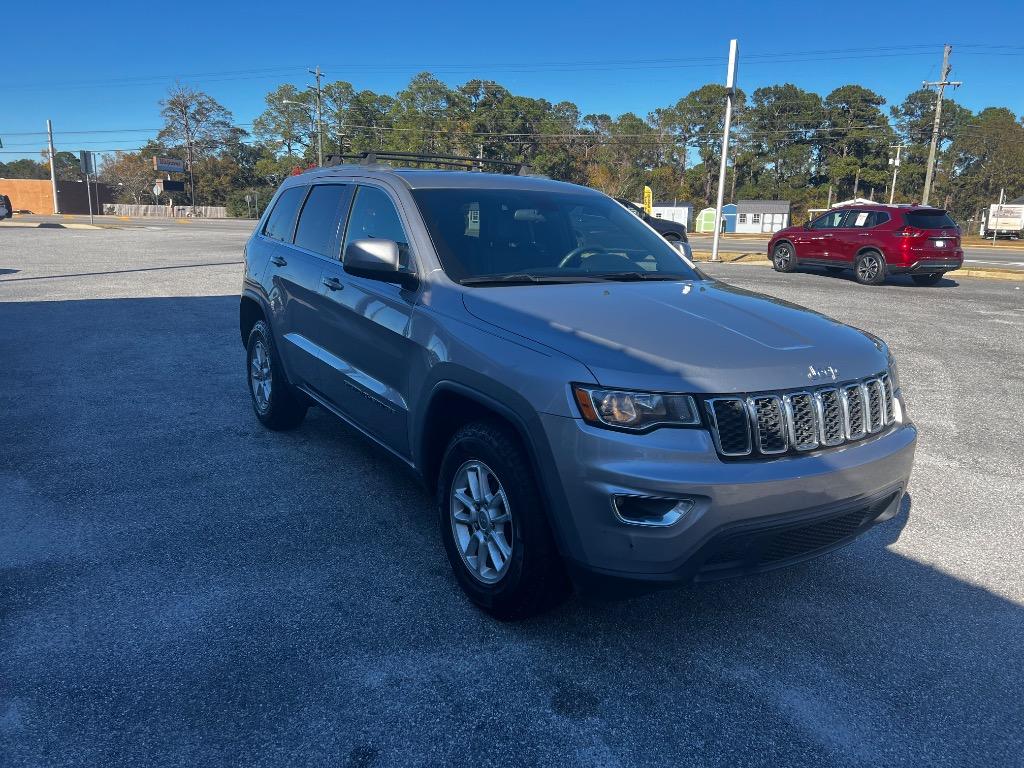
[{"left": 323, "top": 151, "right": 543, "bottom": 177}]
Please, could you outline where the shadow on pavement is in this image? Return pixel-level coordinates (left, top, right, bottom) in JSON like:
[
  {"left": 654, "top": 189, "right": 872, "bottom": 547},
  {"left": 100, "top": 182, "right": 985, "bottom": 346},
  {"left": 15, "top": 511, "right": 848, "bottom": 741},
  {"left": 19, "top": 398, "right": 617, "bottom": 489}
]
[{"left": 1, "top": 296, "right": 1019, "bottom": 767}]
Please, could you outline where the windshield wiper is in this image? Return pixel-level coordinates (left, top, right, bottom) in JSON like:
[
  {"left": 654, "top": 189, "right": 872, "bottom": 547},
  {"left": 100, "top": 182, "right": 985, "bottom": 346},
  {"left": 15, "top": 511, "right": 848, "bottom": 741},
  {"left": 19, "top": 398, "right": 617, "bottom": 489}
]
[
  {"left": 460, "top": 274, "right": 602, "bottom": 286},
  {"left": 588, "top": 272, "right": 685, "bottom": 282}
]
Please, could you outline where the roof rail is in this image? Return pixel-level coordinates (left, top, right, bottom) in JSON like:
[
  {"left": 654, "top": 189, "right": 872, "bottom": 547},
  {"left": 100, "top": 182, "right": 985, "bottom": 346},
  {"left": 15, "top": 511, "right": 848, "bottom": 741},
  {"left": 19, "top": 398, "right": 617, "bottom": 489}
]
[{"left": 323, "top": 151, "right": 544, "bottom": 177}]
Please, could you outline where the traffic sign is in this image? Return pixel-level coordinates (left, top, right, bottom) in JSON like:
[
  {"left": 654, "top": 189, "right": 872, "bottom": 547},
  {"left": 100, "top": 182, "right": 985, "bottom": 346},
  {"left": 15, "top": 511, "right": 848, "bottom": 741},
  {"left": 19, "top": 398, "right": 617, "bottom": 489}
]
[{"left": 153, "top": 184, "right": 161, "bottom": 197}]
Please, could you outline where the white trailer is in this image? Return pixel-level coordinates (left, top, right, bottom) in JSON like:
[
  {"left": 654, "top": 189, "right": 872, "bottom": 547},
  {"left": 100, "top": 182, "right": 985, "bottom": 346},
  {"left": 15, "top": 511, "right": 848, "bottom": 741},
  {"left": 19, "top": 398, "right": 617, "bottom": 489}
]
[{"left": 982, "top": 203, "right": 1024, "bottom": 239}]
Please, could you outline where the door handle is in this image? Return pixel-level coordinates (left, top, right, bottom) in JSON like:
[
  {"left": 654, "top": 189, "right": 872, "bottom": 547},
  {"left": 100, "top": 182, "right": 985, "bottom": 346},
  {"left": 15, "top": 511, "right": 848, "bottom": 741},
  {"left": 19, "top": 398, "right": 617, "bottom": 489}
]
[
  {"left": 322, "top": 276, "right": 345, "bottom": 291},
  {"left": 270, "top": 255, "right": 287, "bottom": 267}
]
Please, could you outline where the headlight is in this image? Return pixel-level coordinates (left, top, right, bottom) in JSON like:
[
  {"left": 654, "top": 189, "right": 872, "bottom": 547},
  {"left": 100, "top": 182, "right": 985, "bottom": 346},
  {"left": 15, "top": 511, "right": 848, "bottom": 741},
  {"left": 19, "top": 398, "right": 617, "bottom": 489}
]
[
  {"left": 887, "top": 351, "right": 901, "bottom": 390},
  {"left": 572, "top": 385, "right": 700, "bottom": 431}
]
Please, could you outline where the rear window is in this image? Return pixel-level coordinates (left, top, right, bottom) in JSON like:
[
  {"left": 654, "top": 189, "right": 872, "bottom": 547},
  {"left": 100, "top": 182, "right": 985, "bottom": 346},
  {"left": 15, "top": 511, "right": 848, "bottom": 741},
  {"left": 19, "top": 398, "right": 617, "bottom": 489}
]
[
  {"left": 904, "top": 210, "right": 957, "bottom": 229},
  {"left": 263, "top": 186, "right": 307, "bottom": 242}
]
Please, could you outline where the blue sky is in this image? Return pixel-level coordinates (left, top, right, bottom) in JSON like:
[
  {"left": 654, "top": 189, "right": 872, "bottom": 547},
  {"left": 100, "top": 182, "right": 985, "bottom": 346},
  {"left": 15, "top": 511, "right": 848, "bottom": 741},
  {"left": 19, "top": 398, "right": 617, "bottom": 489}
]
[{"left": 3, "top": 0, "right": 1023, "bottom": 161}]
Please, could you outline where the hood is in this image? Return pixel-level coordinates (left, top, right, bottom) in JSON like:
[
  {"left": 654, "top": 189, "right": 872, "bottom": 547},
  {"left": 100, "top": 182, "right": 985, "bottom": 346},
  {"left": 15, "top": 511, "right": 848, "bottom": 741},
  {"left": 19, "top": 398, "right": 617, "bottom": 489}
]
[{"left": 462, "top": 279, "right": 887, "bottom": 393}]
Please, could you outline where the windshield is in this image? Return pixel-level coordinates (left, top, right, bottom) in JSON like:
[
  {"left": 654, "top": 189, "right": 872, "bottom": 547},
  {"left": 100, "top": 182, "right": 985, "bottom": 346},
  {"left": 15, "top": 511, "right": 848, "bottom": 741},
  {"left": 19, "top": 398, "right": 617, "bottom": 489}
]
[{"left": 411, "top": 188, "right": 700, "bottom": 284}]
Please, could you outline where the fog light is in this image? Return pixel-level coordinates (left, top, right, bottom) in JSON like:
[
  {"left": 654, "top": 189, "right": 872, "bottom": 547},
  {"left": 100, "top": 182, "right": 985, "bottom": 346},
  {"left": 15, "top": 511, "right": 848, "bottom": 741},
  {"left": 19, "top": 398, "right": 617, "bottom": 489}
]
[{"left": 612, "top": 495, "right": 693, "bottom": 527}]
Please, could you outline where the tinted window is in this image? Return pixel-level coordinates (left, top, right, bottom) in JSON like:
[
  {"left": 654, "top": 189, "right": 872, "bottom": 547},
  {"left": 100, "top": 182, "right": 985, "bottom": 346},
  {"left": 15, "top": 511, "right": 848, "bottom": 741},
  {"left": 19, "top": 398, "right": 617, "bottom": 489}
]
[
  {"left": 343, "top": 186, "right": 411, "bottom": 268},
  {"left": 263, "top": 186, "right": 306, "bottom": 242},
  {"left": 847, "top": 210, "right": 889, "bottom": 228},
  {"left": 810, "top": 210, "right": 847, "bottom": 229},
  {"left": 904, "top": 210, "right": 957, "bottom": 229},
  {"left": 294, "top": 184, "right": 352, "bottom": 257},
  {"left": 412, "top": 188, "right": 700, "bottom": 284}
]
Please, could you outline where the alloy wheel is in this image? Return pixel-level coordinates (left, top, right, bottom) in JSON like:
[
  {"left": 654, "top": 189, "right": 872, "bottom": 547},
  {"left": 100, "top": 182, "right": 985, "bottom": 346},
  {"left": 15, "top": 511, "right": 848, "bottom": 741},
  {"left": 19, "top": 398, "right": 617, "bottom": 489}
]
[
  {"left": 774, "top": 245, "right": 791, "bottom": 269},
  {"left": 449, "top": 460, "right": 514, "bottom": 584},
  {"left": 857, "top": 254, "right": 882, "bottom": 282},
  {"left": 250, "top": 340, "right": 272, "bottom": 412}
]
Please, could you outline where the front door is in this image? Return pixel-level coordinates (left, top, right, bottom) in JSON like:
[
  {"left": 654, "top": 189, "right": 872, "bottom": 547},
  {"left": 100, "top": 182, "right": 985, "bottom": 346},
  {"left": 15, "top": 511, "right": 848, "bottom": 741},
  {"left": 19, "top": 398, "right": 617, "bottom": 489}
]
[
  {"left": 314, "top": 184, "right": 420, "bottom": 459},
  {"left": 801, "top": 209, "right": 847, "bottom": 261}
]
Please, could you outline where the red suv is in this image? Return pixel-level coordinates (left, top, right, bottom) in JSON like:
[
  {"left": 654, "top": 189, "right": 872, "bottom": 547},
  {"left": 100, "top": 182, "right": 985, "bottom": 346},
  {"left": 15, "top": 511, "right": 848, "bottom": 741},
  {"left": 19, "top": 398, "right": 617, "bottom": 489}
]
[{"left": 768, "top": 205, "right": 964, "bottom": 285}]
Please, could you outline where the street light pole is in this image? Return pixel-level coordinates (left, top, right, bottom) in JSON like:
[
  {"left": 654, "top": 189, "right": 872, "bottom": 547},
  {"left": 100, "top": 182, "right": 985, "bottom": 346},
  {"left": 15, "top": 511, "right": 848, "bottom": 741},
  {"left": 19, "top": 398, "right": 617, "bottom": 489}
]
[
  {"left": 308, "top": 66, "right": 325, "bottom": 167},
  {"left": 888, "top": 143, "right": 905, "bottom": 205},
  {"left": 711, "top": 39, "right": 739, "bottom": 263}
]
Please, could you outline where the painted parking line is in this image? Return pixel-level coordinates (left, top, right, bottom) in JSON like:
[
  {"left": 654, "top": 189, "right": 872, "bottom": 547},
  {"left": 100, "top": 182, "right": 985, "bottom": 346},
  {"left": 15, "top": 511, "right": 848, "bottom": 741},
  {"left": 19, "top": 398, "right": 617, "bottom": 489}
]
[{"left": 965, "top": 259, "right": 1024, "bottom": 267}]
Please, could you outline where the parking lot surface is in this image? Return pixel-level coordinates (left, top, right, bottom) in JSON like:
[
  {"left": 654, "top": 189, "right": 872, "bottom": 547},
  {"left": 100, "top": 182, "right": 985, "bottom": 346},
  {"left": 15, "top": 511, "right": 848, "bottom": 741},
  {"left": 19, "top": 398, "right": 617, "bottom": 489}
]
[{"left": 2, "top": 227, "right": 1022, "bottom": 767}]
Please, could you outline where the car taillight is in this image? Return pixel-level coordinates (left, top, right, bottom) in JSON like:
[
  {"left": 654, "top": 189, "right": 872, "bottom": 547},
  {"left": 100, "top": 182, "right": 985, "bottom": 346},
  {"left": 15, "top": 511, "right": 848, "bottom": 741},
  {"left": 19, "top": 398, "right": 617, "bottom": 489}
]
[{"left": 895, "top": 226, "right": 924, "bottom": 238}]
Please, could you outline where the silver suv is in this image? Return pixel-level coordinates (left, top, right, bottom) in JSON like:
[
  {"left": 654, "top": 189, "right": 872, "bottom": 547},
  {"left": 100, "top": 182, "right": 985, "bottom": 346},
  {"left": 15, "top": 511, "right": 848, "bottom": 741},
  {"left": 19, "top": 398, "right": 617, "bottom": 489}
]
[{"left": 240, "top": 158, "right": 917, "bottom": 619}]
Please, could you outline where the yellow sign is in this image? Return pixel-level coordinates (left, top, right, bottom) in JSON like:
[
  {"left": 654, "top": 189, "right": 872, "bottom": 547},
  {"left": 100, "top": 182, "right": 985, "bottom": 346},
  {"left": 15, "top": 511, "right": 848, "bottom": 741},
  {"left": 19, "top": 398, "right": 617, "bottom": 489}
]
[{"left": 642, "top": 186, "right": 653, "bottom": 215}]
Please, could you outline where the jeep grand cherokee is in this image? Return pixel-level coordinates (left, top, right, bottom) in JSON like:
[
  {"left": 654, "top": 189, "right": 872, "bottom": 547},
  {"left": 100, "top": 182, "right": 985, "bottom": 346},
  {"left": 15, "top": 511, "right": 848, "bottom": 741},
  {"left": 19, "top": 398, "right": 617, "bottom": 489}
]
[{"left": 240, "top": 159, "right": 916, "bottom": 619}]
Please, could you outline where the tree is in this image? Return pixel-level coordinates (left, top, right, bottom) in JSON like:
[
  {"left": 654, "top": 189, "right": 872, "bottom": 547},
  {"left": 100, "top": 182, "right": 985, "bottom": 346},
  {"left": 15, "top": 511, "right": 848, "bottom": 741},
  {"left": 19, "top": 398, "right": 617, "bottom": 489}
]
[
  {"left": 158, "top": 84, "right": 236, "bottom": 206},
  {"left": 253, "top": 84, "right": 315, "bottom": 159},
  {"left": 945, "top": 107, "right": 1024, "bottom": 219},
  {"left": 0, "top": 158, "right": 49, "bottom": 179},
  {"left": 100, "top": 152, "right": 155, "bottom": 204},
  {"left": 890, "top": 89, "right": 971, "bottom": 203},
  {"left": 741, "top": 84, "right": 822, "bottom": 196},
  {"left": 821, "top": 85, "right": 892, "bottom": 199}
]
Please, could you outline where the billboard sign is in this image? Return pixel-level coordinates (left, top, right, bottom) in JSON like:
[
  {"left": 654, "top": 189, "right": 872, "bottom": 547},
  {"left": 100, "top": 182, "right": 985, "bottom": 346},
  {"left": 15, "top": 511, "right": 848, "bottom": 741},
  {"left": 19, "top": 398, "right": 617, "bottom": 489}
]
[{"left": 153, "top": 156, "right": 186, "bottom": 173}]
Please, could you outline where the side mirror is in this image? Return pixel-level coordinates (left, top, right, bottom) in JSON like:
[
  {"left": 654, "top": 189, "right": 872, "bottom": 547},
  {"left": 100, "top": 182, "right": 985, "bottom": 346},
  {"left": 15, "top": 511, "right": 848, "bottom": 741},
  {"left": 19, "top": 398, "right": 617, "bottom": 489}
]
[{"left": 343, "top": 239, "right": 418, "bottom": 289}]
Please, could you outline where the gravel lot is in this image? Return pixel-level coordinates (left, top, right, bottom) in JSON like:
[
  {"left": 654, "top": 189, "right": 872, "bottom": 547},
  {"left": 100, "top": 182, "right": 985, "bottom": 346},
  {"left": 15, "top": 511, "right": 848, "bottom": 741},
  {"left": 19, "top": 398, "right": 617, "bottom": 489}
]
[{"left": 2, "top": 227, "right": 1022, "bottom": 767}]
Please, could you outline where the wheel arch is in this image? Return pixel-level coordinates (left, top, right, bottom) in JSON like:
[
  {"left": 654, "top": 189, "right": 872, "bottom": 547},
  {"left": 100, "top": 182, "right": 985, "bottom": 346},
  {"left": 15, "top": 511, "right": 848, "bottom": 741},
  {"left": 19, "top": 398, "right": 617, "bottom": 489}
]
[
  {"left": 855, "top": 245, "right": 887, "bottom": 262},
  {"left": 239, "top": 291, "right": 268, "bottom": 347},
  {"left": 414, "top": 378, "right": 584, "bottom": 563}
]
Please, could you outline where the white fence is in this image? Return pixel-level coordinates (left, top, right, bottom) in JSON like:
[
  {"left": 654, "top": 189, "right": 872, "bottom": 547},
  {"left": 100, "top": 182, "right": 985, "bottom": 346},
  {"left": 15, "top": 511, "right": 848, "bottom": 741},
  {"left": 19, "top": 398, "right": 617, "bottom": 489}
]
[{"left": 103, "top": 204, "right": 229, "bottom": 218}]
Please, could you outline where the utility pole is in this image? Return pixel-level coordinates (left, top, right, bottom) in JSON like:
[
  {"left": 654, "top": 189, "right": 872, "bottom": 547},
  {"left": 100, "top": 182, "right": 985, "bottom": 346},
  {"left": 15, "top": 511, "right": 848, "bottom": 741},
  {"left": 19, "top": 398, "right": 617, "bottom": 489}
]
[
  {"left": 47, "top": 120, "right": 60, "bottom": 214},
  {"left": 184, "top": 111, "right": 196, "bottom": 218},
  {"left": 711, "top": 39, "right": 738, "bottom": 263},
  {"left": 888, "top": 143, "right": 906, "bottom": 204},
  {"left": 308, "top": 66, "right": 325, "bottom": 167},
  {"left": 921, "top": 45, "right": 961, "bottom": 206}
]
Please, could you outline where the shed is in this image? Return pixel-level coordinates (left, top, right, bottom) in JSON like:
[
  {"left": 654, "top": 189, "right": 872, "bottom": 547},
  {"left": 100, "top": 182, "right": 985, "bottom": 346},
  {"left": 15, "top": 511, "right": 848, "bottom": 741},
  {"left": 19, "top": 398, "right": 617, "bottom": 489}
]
[
  {"left": 649, "top": 201, "right": 695, "bottom": 231},
  {"left": 695, "top": 203, "right": 737, "bottom": 233},
  {"left": 735, "top": 200, "right": 790, "bottom": 233}
]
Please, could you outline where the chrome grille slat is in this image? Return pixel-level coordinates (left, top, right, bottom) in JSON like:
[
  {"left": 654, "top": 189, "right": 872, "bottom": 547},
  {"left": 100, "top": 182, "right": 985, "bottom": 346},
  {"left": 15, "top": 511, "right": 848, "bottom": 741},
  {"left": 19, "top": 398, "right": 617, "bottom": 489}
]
[
  {"left": 815, "top": 388, "right": 845, "bottom": 446},
  {"left": 705, "top": 372, "right": 897, "bottom": 460},
  {"left": 749, "top": 396, "right": 788, "bottom": 454},
  {"left": 841, "top": 384, "right": 866, "bottom": 440},
  {"left": 783, "top": 392, "right": 819, "bottom": 451},
  {"left": 706, "top": 398, "right": 751, "bottom": 456}
]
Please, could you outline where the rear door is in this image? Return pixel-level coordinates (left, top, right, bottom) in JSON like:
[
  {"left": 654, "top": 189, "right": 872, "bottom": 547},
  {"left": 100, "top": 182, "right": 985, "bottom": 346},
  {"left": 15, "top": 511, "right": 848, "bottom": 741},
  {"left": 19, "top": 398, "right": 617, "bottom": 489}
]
[
  {"left": 841, "top": 209, "right": 890, "bottom": 263},
  {"left": 258, "top": 184, "right": 325, "bottom": 388},
  {"left": 314, "top": 183, "right": 420, "bottom": 459}
]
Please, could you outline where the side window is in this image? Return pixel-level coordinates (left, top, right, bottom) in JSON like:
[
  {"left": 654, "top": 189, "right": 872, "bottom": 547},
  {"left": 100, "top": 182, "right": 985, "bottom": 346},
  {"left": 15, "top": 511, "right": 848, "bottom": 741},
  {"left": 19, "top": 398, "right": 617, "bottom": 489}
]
[
  {"left": 849, "top": 210, "right": 883, "bottom": 228},
  {"left": 811, "top": 210, "right": 847, "bottom": 229},
  {"left": 342, "top": 186, "right": 412, "bottom": 268},
  {"left": 263, "top": 186, "right": 307, "bottom": 243},
  {"left": 752, "top": 213, "right": 761, "bottom": 224},
  {"left": 293, "top": 184, "right": 353, "bottom": 257},
  {"left": 738, "top": 213, "right": 747, "bottom": 224}
]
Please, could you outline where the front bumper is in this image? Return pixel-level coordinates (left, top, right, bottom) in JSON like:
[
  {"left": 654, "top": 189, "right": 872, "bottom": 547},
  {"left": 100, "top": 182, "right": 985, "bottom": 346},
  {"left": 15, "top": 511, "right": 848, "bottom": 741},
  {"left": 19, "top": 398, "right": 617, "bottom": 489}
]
[{"left": 538, "top": 410, "right": 916, "bottom": 588}]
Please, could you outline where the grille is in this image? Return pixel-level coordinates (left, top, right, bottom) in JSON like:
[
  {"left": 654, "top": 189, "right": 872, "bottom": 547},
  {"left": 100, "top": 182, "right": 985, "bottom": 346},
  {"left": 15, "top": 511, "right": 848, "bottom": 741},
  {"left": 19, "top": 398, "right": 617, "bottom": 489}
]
[
  {"left": 701, "top": 491, "right": 899, "bottom": 571},
  {"left": 842, "top": 384, "right": 866, "bottom": 439},
  {"left": 751, "top": 396, "right": 787, "bottom": 454},
  {"left": 707, "top": 398, "right": 751, "bottom": 456},
  {"left": 704, "top": 373, "right": 896, "bottom": 459}
]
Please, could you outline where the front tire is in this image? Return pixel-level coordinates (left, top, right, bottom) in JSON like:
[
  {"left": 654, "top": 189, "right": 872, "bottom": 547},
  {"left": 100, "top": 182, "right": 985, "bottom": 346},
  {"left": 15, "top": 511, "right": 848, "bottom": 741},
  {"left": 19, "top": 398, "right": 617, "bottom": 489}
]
[
  {"left": 854, "top": 250, "right": 886, "bottom": 285},
  {"left": 911, "top": 273, "right": 944, "bottom": 286},
  {"left": 437, "top": 420, "right": 569, "bottom": 620},
  {"left": 771, "top": 242, "right": 796, "bottom": 272},
  {"left": 246, "top": 320, "right": 307, "bottom": 430}
]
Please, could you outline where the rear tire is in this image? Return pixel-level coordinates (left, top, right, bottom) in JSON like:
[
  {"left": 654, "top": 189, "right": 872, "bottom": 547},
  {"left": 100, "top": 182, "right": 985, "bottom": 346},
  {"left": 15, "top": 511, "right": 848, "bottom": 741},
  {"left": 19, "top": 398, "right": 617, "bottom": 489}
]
[
  {"left": 854, "top": 250, "right": 886, "bottom": 285},
  {"left": 437, "top": 420, "right": 569, "bottom": 620},
  {"left": 771, "top": 242, "right": 796, "bottom": 272},
  {"left": 246, "top": 320, "right": 307, "bottom": 430},
  {"left": 911, "top": 273, "right": 944, "bottom": 286}
]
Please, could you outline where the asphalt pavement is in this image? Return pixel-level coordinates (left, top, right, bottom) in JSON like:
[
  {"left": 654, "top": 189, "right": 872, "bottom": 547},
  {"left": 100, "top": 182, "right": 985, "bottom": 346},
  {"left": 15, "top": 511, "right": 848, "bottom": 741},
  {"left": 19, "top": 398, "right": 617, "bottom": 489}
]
[{"left": 1, "top": 226, "right": 1022, "bottom": 767}]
